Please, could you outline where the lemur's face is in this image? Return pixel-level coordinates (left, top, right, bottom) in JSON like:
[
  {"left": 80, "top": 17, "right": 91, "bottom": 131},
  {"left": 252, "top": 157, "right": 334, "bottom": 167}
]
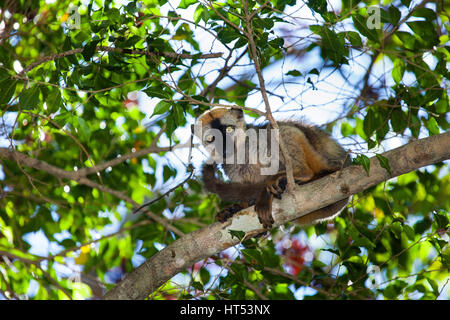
[{"left": 194, "top": 107, "right": 245, "bottom": 161}]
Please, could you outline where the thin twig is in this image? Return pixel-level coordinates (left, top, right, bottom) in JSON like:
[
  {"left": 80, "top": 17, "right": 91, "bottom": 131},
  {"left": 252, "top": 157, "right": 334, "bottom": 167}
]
[{"left": 242, "top": 0, "right": 296, "bottom": 192}]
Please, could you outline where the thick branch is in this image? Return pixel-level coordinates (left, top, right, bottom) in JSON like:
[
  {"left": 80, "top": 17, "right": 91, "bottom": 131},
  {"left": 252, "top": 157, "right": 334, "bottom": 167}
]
[{"left": 102, "top": 131, "right": 450, "bottom": 300}]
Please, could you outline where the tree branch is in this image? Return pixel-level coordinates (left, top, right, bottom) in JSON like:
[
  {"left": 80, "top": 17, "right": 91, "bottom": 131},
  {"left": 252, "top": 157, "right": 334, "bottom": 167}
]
[{"left": 102, "top": 131, "right": 450, "bottom": 300}]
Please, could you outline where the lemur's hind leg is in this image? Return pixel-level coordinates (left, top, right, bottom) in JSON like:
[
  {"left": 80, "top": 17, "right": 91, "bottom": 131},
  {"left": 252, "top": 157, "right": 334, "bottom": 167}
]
[{"left": 266, "top": 168, "right": 313, "bottom": 199}]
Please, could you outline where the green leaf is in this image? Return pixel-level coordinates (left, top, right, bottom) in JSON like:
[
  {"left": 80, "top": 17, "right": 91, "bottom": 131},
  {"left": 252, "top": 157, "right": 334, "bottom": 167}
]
[
  {"left": 309, "top": 25, "right": 321, "bottom": 34},
  {"left": 20, "top": 86, "right": 40, "bottom": 110},
  {"left": 401, "top": 0, "right": 411, "bottom": 7},
  {"left": 319, "top": 27, "right": 346, "bottom": 64},
  {"left": 0, "top": 47, "right": 10, "bottom": 64},
  {"left": 200, "top": 267, "right": 210, "bottom": 285},
  {"left": 143, "top": 86, "right": 172, "bottom": 100},
  {"left": 391, "top": 221, "right": 403, "bottom": 239},
  {"left": 314, "top": 222, "right": 328, "bottom": 235},
  {"left": 307, "top": 0, "right": 327, "bottom": 14},
  {"left": 434, "top": 211, "right": 449, "bottom": 229},
  {"left": 172, "top": 105, "right": 185, "bottom": 126},
  {"left": 356, "top": 154, "right": 370, "bottom": 176},
  {"left": 363, "top": 108, "right": 377, "bottom": 137},
  {"left": 152, "top": 100, "right": 171, "bottom": 116},
  {"left": 376, "top": 121, "right": 389, "bottom": 142},
  {"left": 60, "top": 213, "right": 74, "bottom": 231},
  {"left": 178, "top": 72, "right": 195, "bottom": 92},
  {"left": 268, "top": 37, "right": 284, "bottom": 49},
  {"left": 380, "top": 8, "right": 391, "bottom": 24},
  {"left": 367, "top": 138, "right": 377, "bottom": 149},
  {"left": 261, "top": 244, "right": 280, "bottom": 268},
  {"left": 229, "top": 229, "right": 245, "bottom": 241},
  {"left": 346, "top": 31, "right": 362, "bottom": 47},
  {"left": 412, "top": 8, "right": 436, "bottom": 21},
  {"left": 321, "top": 11, "right": 338, "bottom": 23},
  {"left": 63, "top": 37, "right": 78, "bottom": 65},
  {"left": 390, "top": 108, "right": 407, "bottom": 133},
  {"left": 308, "top": 68, "right": 319, "bottom": 75},
  {"left": 162, "top": 165, "right": 177, "bottom": 181},
  {"left": 376, "top": 154, "right": 392, "bottom": 176},
  {"left": 352, "top": 14, "right": 379, "bottom": 42},
  {"left": 165, "top": 116, "right": 176, "bottom": 142},
  {"left": 322, "top": 248, "right": 340, "bottom": 256},
  {"left": 406, "top": 21, "right": 439, "bottom": 48},
  {"left": 0, "top": 68, "right": 10, "bottom": 82},
  {"left": 217, "top": 28, "right": 240, "bottom": 44},
  {"left": 388, "top": 6, "right": 401, "bottom": 25},
  {"left": 125, "top": 2, "right": 137, "bottom": 14},
  {"left": 425, "top": 117, "right": 439, "bottom": 135},
  {"left": 191, "top": 281, "right": 203, "bottom": 291},
  {"left": 392, "top": 58, "right": 405, "bottom": 84},
  {"left": 353, "top": 236, "right": 376, "bottom": 249},
  {"left": 241, "top": 248, "right": 263, "bottom": 268},
  {"left": 403, "top": 225, "right": 416, "bottom": 241},
  {"left": 340, "top": 122, "right": 354, "bottom": 136},
  {"left": 384, "top": 280, "right": 408, "bottom": 298},
  {"left": 193, "top": 5, "right": 207, "bottom": 25},
  {"left": 285, "top": 70, "right": 302, "bottom": 77},
  {"left": 435, "top": 97, "right": 447, "bottom": 114},
  {"left": 426, "top": 278, "right": 439, "bottom": 296},
  {"left": 234, "top": 36, "right": 248, "bottom": 49},
  {"left": 45, "top": 90, "right": 63, "bottom": 113},
  {"left": 82, "top": 39, "right": 100, "bottom": 61},
  {"left": 395, "top": 31, "right": 416, "bottom": 50},
  {"left": 0, "top": 80, "right": 17, "bottom": 105},
  {"left": 409, "top": 114, "right": 421, "bottom": 138},
  {"left": 178, "top": 0, "right": 198, "bottom": 9},
  {"left": 74, "top": 117, "right": 91, "bottom": 141},
  {"left": 106, "top": 8, "right": 121, "bottom": 23},
  {"left": 264, "top": 18, "right": 275, "bottom": 29}
]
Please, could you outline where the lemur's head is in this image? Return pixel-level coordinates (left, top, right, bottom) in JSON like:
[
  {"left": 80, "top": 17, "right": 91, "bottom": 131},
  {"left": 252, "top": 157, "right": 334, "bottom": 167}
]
[{"left": 194, "top": 107, "right": 245, "bottom": 162}]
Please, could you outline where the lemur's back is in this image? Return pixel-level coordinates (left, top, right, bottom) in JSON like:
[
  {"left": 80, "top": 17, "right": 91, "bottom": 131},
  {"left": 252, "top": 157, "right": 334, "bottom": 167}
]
[{"left": 223, "top": 121, "right": 350, "bottom": 185}]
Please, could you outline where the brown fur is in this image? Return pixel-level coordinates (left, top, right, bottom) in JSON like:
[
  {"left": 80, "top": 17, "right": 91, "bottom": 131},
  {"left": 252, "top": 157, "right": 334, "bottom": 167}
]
[{"left": 196, "top": 108, "right": 352, "bottom": 228}]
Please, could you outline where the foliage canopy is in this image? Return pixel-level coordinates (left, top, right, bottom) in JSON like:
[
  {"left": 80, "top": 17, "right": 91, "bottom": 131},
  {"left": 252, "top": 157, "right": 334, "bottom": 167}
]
[{"left": 0, "top": 0, "right": 449, "bottom": 300}]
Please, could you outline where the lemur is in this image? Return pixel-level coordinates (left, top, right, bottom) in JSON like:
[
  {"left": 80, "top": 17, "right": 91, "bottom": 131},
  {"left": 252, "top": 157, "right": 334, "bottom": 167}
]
[{"left": 194, "top": 107, "right": 352, "bottom": 228}]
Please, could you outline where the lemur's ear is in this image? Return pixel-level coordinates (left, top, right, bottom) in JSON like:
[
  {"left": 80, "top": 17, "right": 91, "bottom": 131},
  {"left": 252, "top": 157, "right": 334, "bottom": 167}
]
[{"left": 230, "top": 108, "right": 243, "bottom": 119}]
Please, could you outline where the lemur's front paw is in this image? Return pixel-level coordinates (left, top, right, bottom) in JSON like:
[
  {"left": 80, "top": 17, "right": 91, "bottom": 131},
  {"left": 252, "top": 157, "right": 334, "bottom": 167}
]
[
  {"left": 216, "top": 204, "right": 244, "bottom": 223},
  {"left": 268, "top": 174, "right": 313, "bottom": 199}
]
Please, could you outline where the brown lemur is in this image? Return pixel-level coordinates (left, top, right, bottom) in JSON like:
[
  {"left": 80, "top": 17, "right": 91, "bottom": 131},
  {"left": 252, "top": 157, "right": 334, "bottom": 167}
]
[{"left": 194, "top": 107, "right": 352, "bottom": 228}]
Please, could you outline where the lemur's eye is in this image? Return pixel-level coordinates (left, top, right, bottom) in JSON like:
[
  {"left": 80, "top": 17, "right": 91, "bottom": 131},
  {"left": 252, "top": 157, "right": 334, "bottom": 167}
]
[
  {"left": 205, "top": 135, "right": 215, "bottom": 143},
  {"left": 226, "top": 126, "right": 234, "bottom": 133}
]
